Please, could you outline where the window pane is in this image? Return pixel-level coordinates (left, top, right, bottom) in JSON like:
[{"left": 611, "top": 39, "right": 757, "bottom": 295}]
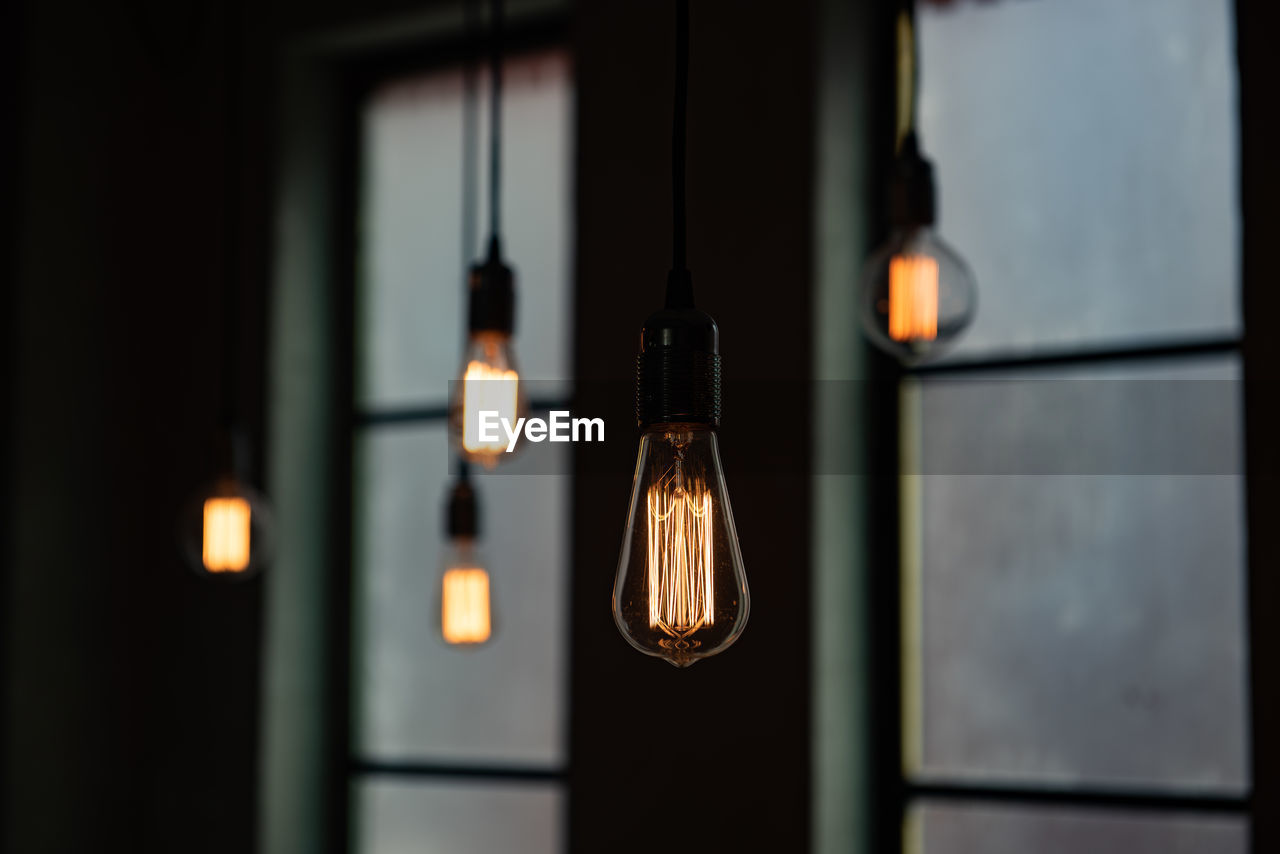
[
  {"left": 917, "top": 0, "right": 1239, "bottom": 359},
  {"left": 356, "top": 779, "right": 564, "bottom": 854},
  {"left": 359, "top": 50, "right": 573, "bottom": 409},
  {"left": 904, "top": 357, "right": 1248, "bottom": 791},
  {"left": 353, "top": 422, "right": 568, "bottom": 764},
  {"left": 908, "top": 802, "right": 1247, "bottom": 854}
]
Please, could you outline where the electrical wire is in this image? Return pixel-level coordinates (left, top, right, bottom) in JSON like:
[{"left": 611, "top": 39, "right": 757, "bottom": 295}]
[
  {"left": 894, "top": 2, "right": 918, "bottom": 155},
  {"left": 672, "top": 0, "right": 689, "bottom": 274},
  {"left": 487, "top": 0, "right": 504, "bottom": 258},
  {"left": 220, "top": 0, "right": 244, "bottom": 434},
  {"left": 462, "top": 0, "right": 480, "bottom": 268}
]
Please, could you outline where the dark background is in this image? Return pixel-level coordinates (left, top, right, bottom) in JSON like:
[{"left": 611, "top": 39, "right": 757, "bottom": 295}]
[{"left": 3, "top": 0, "right": 1276, "bottom": 852}]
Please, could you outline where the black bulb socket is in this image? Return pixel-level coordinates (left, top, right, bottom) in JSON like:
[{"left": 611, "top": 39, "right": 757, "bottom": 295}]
[
  {"left": 887, "top": 133, "right": 937, "bottom": 229},
  {"left": 467, "top": 245, "right": 515, "bottom": 335},
  {"left": 636, "top": 270, "right": 722, "bottom": 429},
  {"left": 446, "top": 478, "right": 478, "bottom": 539}
]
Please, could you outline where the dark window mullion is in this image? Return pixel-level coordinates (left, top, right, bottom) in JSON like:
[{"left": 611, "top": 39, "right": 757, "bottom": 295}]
[
  {"left": 351, "top": 758, "right": 567, "bottom": 783},
  {"left": 905, "top": 780, "right": 1250, "bottom": 816},
  {"left": 908, "top": 337, "right": 1241, "bottom": 378},
  {"left": 355, "top": 396, "right": 576, "bottom": 427}
]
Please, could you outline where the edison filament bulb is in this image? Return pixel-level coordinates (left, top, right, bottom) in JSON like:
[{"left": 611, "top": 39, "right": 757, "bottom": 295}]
[
  {"left": 860, "top": 226, "right": 975, "bottom": 363},
  {"left": 457, "top": 330, "right": 521, "bottom": 465},
  {"left": 180, "top": 474, "right": 274, "bottom": 579},
  {"left": 860, "top": 135, "right": 976, "bottom": 364},
  {"left": 438, "top": 478, "right": 494, "bottom": 646},
  {"left": 453, "top": 242, "right": 525, "bottom": 468},
  {"left": 439, "top": 539, "right": 493, "bottom": 646},
  {"left": 613, "top": 281, "right": 749, "bottom": 667}
]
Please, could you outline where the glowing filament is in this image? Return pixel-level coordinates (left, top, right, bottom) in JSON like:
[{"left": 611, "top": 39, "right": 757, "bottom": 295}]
[
  {"left": 461, "top": 361, "right": 519, "bottom": 456},
  {"left": 442, "top": 568, "right": 492, "bottom": 644},
  {"left": 888, "top": 254, "right": 939, "bottom": 342},
  {"left": 646, "top": 478, "right": 714, "bottom": 637},
  {"left": 202, "top": 497, "right": 251, "bottom": 573}
]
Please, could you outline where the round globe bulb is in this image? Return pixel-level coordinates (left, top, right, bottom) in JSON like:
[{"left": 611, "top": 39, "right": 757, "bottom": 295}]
[{"left": 859, "top": 226, "right": 976, "bottom": 365}]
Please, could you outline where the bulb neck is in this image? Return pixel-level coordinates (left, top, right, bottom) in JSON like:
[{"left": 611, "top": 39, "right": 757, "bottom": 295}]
[
  {"left": 467, "top": 249, "right": 515, "bottom": 335},
  {"left": 636, "top": 288, "right": 721, "bottom": 429},
  {"left": 446, "top": 479, "right": 478, "bottom": 539},
  {"left": 888, "top": 133, "right": 936, "bottom": 229}
]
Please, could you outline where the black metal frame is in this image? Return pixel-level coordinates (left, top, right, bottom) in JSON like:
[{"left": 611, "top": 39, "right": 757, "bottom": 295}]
[
  {"left": 327, "top": 12, "right": 573, "bottom": 854},
  {"left": 865, "top": 0, "right": 1264, "bottom": 850}
]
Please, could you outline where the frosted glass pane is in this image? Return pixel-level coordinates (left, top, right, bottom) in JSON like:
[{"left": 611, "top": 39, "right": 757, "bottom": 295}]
[
  {"left": 359, "top": 50, "right": 573, "bottom": 408},
  {"left": 353, "top": 422, "right": 568, "bottom": 764},
  {"left": 918, "top": 0, "right": 1239, "bottom": 359},
  {"left": 905, "top": 358, "right": 1248, "bottom": 791},
  {"left": 910, "top": 802, "right": 1247, "bottom": 854},
  {"left": 356, "top": 779, "right": 563, "bottom": 854}
]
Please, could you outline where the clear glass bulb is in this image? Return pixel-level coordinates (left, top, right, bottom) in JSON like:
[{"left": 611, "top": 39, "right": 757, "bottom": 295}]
[
  {"left": 437, "top": 537, "right": 494, "bottom": 646},
  {"left": 452, "top": 331, "right": 525, "bottom": 468},
  {"left": 860, "top": 226, "right": 976, "bottom": 364},
  {"left": 179, "top": 475, "right": 274, "bottom": 579},
  {"left": 613, "top": 424, "right": 749, "bottom": 668}
]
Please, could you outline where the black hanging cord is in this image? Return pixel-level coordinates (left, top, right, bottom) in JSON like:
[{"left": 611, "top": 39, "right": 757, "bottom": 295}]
[
  {"left": 462, "top": 0, "right": 481, "bottom": 269},
  {"left": 895, "top": 0, "right": 919, "bottom": 155},
  {"left": 665, "top": 0, "right": 693, "bottom": 309},
  {"left": 486, "top": 0, "right": 504, "bottom": 259},
  {"left": 219, "top": 0, "right": 247, "bottom": 474},
  {"left": 672, "top": 0, "right": 689, "bottom": 274}
]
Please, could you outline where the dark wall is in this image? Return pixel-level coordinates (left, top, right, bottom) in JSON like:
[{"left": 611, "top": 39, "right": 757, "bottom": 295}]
[
  {"left": 4, "top": 0, "right": 477, "bottom": 849},
  {"left": 4, "top": 0, "right": 272, "bottom": 849},
  {"left": 1239, "top": 0, "right": 1280, "bottom": 849},
  {"left": 570, "top": 0, "right": 815, "bottom": 850}
]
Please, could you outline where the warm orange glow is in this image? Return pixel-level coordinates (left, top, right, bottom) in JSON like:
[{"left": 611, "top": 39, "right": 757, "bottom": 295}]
[
  {"left": 461, "top": 361, "right": 520, "bottom": 457},
  {"left": 202, "top": 497, "right": 252, "bottom": 573},
  {"left": 442, "top": 567, "right": 492, "bottom": 645},
  {"left": 646, "top": 476, "right": 714, "bottom": 638},
  {"left": 888, "top": 254, "right": 939, "bottom": 342}
]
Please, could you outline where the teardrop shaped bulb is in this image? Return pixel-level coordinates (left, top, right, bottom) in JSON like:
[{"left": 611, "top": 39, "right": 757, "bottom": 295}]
[{"left": 613, "top": 424, "right": 749, "bottom": 667}]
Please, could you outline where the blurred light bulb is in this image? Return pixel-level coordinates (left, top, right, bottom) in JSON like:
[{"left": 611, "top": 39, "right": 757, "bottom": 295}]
[
  {"left": 203, "top": 496, "right": 252, "bottom": 572},
  {"left": 439, "top": 477, "right": 493, "bottom": 646},
  {"left": 861, "top": 226, "right": 975, "bottom": 363},
  {"left": 454, "top": 243, "right": 524, "bottom": 468},
  {"left": 439, "top": 538, "right": 493, "bottom": 646},
  {"left": 180, "top": 475, "right": 273, "bottom": 579},
  {"left": 457, "top": 331, "right": 522, "bottom": 466},
  {"left": 614, "top": 424, "right": 749, "bottom": 668}
]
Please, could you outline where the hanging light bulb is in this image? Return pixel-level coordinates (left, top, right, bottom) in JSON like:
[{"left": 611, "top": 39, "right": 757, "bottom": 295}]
[
  {"left": 860, "top": 8, "right": 976, "bottom": 365},
  {"left": 178, "top": 2, "right": 276, "bottom": 581},
  {"left": 438, "top": 475, "right": 494, "bottom": 646},
  {"left": 859, "top": 135, "right": 976, "bottom": 363},
  {"left": 451, "top": 0, "right": 526, "bottom": 467},
  {"left": 613, "top": 277, "right": 749, "bottom": 668},
  {"left": 454, "top": 242, "right": 525, "bottom": 467},
  {"left": 613, "top": 0, "right": 748, "bottom": 668},
  {"left": 179, "top": 430, "right": 275, "bottom": 579}
]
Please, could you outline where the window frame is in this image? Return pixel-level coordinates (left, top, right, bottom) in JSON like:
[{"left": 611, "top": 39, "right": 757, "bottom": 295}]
[
  {"left": 862, "top": 1, "right": 1263, "bottom": 851},
  {"left": 327, "top": 13, "right": 574, "bottom": 852}
]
